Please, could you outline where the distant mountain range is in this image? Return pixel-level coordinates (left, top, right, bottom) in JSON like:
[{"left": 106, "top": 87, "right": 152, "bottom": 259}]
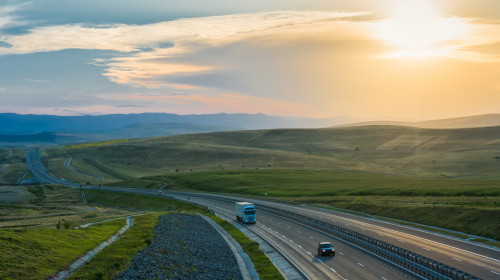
[
  {"left": 0, "top": 113, "right": 353, "bottom": 146},
  {"left": 1, "top": 112, "right": 499, "bottom": 146}
]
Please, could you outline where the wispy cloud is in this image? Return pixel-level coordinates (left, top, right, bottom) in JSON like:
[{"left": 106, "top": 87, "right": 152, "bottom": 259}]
[
  {"left": 0, "top": 10, "right": 366, "bottom": 88},
  {"left": 0, "top": 2, "right": 31, "bottom": 30}
]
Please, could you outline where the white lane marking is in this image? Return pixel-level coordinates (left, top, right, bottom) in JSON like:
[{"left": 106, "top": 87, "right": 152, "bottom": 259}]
[
  {"left": 491, "top": 271, "right": 500, "bottom": 276},
  {"left": 297, "top": 231, "right": 301, "bottom": 233},
  {"left": 310, "top": 236, "right": 314, "bottom": 239},
  {"left": 381, "top": 277, "right": 388, "bottom": 280},
  {"left": 422, "top": 247, "right": 430, "bottom": 251},
  {"left": 282, "top": 235, "right": 286, "bottom": 238},
  {"left": 379, "top": 233, "right": 384, "bottom": 236},
  {"left": 398, "top": 240, "right": 405, "bottom": 243},
  {"left": 330, "top": 268, "right": 336, "bottom": 272},
  {"left": 287, "top": 226, "right": 291, "bottom": 229},
  {"left": 338, "top": 252, "right": 344, "bottom": 256},
  {"left": 357, "top": 262, "right": 364, "bottom": 267},
  {"left": 307, "top": 251, "right": 312, "bottom": 255},
  {"left": 453, "top": 257, "right": 462, "bottom": 262}
]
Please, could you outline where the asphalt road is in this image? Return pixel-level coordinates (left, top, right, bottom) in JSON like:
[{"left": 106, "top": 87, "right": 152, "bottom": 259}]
[{"left": 24, "top": 149, "right": 500, "bottom": 279}]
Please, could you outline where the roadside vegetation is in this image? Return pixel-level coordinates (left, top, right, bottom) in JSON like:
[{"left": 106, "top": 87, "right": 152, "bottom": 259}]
[
  {"left": 152, "top": 169, "right": 500, "bottom": 242},
  {"left": 1, "top": 181, "right": 284, "bottom": 280},
  {"left": 69, "top": 189, "right": 283, "bottom": 280},
  {"left": 0, "top": 219, "right": 125, "bottom": 280},
  {"left": 0, "top": 148, "right": 26, "bottom": 184}
]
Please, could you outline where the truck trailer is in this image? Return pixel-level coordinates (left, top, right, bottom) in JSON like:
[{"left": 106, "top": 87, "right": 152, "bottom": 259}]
[{"left": 235, "top": 202, "right": 256, "bottom": 224}]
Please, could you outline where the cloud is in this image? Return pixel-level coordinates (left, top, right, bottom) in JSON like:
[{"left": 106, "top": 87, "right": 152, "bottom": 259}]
[
  {"left": 0, "top": 2, "right": 31, "bottom": 31},
  {"left": 0, "top": 10, "right": 366, "bottom": 88}
]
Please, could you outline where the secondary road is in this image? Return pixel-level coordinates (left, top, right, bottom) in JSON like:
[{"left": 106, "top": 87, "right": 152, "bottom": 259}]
[{"left": 25, "top": 149, "right": 500, "bottom": 279}]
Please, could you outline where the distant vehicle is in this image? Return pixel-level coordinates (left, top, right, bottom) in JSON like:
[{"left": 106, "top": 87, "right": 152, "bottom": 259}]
[
  {"left": 159, "top": 191, "right": 163, "bottom": 195},
  {"left": 235, "top": 202, "right": 256, "bottom": 224},
  {"left": 317, "top": 242, "right": 335, "bottom": 256}
]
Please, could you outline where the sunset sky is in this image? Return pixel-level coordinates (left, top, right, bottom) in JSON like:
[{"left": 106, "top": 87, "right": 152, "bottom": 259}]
[{"left": 1, "top": 0, "right": 500, "bottom": 121}]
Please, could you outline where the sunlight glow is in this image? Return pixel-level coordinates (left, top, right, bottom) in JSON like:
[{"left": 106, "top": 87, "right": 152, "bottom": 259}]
[{"left": 374, "top": 0, "right": 468, "bottom": 57}]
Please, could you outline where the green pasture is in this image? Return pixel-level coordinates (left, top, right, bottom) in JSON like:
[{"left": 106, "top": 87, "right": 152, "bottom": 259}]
[
  {"left": 54, "top": 126, "right": 500, "bottom": 185},
  {"left": 157, "top": 169, "right": 500, "bottom": 197},
  {"left": 0, "top": 219, "right": 125, "bottom": 280}
]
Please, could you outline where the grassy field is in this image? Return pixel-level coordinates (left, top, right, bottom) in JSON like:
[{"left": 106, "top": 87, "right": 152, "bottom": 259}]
[
  {"left": 0, "top": 148, "right": 26, "bottom": 184},
  {"left": 149, "top": 169, "right": 500, "bottom": 241},
  {"left": 156, "top": 169, "right": 500, "bottom": 197},
  {"left": 1, "top": 185, "right": 284, "bottom": 280},
  {"left": 43, "top": 125, "right": 500, "bottom": 187},
  {"left": 0, "top": 219, "right": 126, "bottom": 280},
  {"left": 37, "top": 125, "right": 500, "bottom": 242},
  {"left": 0, "top": 185, "right": 136, "bottom": 229}
]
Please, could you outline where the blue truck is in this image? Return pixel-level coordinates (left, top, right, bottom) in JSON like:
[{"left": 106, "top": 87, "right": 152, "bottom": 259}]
[{"left": 235, "top": 202, "right": 256, "bottom": 224}]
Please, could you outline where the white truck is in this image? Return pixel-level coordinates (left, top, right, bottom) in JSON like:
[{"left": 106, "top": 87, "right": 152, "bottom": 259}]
[{"left": 235, "top": 202, "right": 256, "bottom": 224}]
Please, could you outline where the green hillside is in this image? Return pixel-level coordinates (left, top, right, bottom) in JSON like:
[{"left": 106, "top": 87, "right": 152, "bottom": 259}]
[{"left": 46, "top": 125, "right": 500, "bottom": 184}]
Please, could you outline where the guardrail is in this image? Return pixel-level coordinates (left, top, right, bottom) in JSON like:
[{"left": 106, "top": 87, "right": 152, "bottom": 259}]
[
  {"left": 258, "top": 204, "right": 480, "bottom": 280},
  {"left": 175, "top": 191, "right": 481, "bottom": 280}
]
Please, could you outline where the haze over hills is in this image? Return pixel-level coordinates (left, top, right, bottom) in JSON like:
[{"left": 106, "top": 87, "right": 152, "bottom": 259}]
[
  {"left": 341, "top": 114, "right": 500, "bottom": 129},
  {"left": 0, "top": 113, "right": 352, "bottom": 145},
  {"left": 1, "top": 112, "right": 500, "bottom": 146}
]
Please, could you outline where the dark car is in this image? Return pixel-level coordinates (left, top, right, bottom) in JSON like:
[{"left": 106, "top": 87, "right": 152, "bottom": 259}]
[{"left": 317, "top": 242, "right": 335, "bottom": 256}]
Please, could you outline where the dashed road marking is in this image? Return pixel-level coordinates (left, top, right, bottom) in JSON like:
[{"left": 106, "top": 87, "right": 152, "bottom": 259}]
[
  {"left": 381, "top": 277, "right": 388, "bottom": 280},
  {"left": 491, "top": 271, "right": 500, "bottom": 276},
  {"left": 398, "top": 239, "right": 405, "bottom": 243},
  {"left": 338, "top": 252, "right": 344, "bottom": 256},
  {"left": 453, "top": 258, "right": 462, "bottom": 262},
  {"left": 358, "top": 262, "right": 364, "bottom": 267},
  {"left": 422, "top": 247, "right": 430, "bottom": 251}
]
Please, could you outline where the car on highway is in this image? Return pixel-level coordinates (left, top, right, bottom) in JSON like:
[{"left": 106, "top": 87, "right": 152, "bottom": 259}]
[{"left": 317, "top": 242, "right": 335, "bottom": 256}]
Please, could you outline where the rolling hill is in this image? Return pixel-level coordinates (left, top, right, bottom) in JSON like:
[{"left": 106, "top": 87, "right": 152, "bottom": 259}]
[
  {"left": 45, "top": 125, "right": 500, "bottom": 184},
  {"left": 342, "top": 113, "right": 500, "bottom": 129}
]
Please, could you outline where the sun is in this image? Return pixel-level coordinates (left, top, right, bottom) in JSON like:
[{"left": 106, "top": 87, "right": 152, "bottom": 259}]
[{"left": 374, "top": 0, "right": 467, "bottom": 58}]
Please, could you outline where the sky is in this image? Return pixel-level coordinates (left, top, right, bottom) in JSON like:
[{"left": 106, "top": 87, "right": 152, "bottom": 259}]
[{"left": 0, "top": 0, "right": 500, "bottom": 121}]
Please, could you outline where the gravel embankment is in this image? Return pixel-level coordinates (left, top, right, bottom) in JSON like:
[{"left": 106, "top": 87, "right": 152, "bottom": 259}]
[{"left": 115, "top": 213, "right": 243, "bottom": 280}]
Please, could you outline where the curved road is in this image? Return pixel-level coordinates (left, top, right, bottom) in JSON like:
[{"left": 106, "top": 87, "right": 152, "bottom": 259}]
[{"left": 25, "top": 149, "right": 500, "bottom": 279}]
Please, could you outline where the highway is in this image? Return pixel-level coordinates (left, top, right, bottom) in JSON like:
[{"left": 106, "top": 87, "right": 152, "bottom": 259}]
[{"left": 24, "top": 149, "right": 500, "bottom": 279}]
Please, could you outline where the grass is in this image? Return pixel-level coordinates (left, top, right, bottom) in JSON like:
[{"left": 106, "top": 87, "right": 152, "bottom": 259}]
[
  {"left": 65, "top": 139, "right": 130, "bottom": 151},
  {"left": 0, "top": 219, "right": 126, "bottom": 280},
  {"left": 0, "top": 148, "right": 26, "bottom": 184},
  {"left": 68, "top": 190, "right": 283, "bottom": 280},
  {"left": 210, "top": 214, "right": 285, "bottom": 280},
  {"left": 156, "top": 169, "right": 500, "bottom": 197},
  {"left": 54, "top": 125, "right": 500, "bottom": 183},
  {"left": 0, "top": 185, "right": 136, "bottom": 229},
  {"left": 148, "top": 169, "right": 500, "bottom": 241},
  {"left": 84, "top": 189, "right": 203, "bottom": 212},
  {"left": 67, "top": 212, "right": 163, "bottom": 280}
]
